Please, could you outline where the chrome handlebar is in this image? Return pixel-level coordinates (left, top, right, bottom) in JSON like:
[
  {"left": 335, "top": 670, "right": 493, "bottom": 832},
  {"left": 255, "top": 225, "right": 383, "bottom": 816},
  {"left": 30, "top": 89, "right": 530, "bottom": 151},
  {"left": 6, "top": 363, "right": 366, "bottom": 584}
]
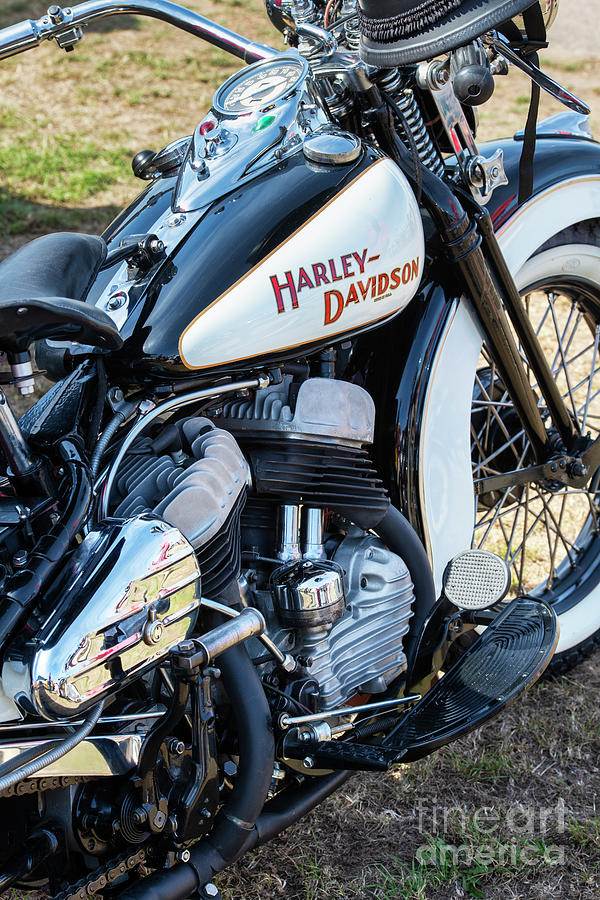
[{"left": 0, "top": 0, "right": 277, "bottom": 64}]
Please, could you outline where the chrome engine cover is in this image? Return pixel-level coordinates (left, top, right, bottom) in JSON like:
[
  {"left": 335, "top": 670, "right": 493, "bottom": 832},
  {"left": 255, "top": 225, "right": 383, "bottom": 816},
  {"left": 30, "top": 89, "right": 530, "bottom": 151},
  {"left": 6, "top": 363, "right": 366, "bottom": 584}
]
[
  {"left": 301, "top": 532, "right": 414, "bottom": 709},
  {"left": 3, "top": 515, "right": 201, "bottom": 721}
]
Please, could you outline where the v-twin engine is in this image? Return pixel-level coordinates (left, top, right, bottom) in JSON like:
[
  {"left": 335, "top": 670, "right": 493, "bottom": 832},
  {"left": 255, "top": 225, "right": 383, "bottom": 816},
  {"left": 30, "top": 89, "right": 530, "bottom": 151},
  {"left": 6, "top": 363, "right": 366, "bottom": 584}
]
[{"left": 1, "top": 377, "right": 415, "bottom": 722}]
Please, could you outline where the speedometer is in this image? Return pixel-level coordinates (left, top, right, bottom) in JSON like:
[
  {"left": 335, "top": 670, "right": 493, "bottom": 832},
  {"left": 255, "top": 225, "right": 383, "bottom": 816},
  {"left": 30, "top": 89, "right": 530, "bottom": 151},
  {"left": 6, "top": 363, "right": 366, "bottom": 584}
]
[{"left": 213, "top": 56, "right": 308, "bottom": 117}]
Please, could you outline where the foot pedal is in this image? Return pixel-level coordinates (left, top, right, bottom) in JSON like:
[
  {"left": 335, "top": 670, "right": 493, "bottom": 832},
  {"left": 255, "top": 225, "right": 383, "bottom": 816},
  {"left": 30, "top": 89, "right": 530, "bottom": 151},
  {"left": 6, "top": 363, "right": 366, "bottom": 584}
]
[
  {"left": 443, "top": 549, "right": 510, "bottom": 610},
  {"left": 387, "top": 597, "right": 558, "bottom": 762},
  {"left": 284, "top": 736, "right": 401, "bottom": 772}
]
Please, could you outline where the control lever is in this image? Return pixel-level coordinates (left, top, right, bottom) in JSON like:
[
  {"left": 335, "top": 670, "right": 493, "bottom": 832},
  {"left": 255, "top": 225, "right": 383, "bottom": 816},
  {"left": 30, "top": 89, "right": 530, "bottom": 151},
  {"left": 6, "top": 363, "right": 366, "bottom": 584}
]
[{"left": 486, "top": 32, "right": 590, "bottom": 115}]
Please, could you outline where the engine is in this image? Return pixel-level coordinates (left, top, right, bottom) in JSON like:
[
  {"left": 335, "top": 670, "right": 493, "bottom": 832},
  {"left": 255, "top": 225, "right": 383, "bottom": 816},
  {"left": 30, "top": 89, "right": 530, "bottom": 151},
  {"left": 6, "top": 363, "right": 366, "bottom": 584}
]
[
  {"left": 213, "top": 376, "right": 414, "bottom": 710},
  {"left": 107, "top": 376, "right": 414, "bottom": 712},
  {"left": 2, "top": 377, "right": 414, "bottom": 722}
]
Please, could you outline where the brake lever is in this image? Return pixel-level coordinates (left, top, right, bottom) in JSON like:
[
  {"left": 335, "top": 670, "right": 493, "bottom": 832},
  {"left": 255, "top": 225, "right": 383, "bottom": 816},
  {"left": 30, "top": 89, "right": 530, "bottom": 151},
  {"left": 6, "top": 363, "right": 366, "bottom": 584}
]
[{"left": 486, "top": 32, "right": 590, "bottom": 116}]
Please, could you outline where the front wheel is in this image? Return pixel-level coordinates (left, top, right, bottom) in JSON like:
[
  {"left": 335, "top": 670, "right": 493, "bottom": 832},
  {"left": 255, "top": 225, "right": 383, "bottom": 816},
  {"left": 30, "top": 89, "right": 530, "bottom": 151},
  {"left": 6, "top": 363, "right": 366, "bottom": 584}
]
[{"left": 471, "top": 220, "right": 600, "bottom": 674}]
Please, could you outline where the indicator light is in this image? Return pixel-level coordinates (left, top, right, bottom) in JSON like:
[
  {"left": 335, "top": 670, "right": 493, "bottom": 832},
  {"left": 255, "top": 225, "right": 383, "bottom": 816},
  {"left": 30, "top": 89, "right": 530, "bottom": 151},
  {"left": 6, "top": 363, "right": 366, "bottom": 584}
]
[
  {"left": 253, "top": 115, "right": 276, "bottom": 133},
  {"left": 200, "top": 120, "right": 216, "bottom": 136}
]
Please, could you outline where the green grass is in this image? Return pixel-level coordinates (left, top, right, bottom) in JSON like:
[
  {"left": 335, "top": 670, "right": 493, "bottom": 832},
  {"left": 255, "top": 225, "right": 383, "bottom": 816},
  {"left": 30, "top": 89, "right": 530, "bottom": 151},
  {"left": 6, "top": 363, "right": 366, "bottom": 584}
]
[
  {"left": 443, "top": 746, "right": 522, "bottom": 780},
  {"left": 0, "top": 133, "right": 130, "bottom": 202},
  {"left": 368, "top": 834, "right": 563, "bottom": 900}
]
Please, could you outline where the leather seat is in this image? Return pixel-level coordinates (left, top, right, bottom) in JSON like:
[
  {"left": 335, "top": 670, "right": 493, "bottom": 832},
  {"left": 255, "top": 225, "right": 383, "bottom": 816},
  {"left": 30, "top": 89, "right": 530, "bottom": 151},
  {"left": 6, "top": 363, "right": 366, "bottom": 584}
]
[
  {"left": 359, "top": 0, "right": 536, "bottom": 66},
  {"left": 0, "top": 232, "right": 123, "bottom": 353}
]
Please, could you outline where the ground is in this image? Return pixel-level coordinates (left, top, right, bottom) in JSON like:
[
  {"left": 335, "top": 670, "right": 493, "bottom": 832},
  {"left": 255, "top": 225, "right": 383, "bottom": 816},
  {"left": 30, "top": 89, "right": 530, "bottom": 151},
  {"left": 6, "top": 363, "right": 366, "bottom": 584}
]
[{"left": 1, "top": 1, "right": 600, "bottom": 898}]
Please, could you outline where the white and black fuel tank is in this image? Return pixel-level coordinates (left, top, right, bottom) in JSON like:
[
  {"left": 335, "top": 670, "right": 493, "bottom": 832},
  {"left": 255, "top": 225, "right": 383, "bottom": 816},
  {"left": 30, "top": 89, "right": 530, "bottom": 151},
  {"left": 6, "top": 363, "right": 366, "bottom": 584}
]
[{"left": 85, "top": 56, "right": 425, "bottom": 380}]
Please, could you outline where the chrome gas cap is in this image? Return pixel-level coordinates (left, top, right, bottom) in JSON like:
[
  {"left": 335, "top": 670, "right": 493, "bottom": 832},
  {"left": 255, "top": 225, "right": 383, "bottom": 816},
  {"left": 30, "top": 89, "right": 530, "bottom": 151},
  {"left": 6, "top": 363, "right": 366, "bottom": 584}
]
[{"left": 303, "top": 130, "right": 361, "bottom": 165}]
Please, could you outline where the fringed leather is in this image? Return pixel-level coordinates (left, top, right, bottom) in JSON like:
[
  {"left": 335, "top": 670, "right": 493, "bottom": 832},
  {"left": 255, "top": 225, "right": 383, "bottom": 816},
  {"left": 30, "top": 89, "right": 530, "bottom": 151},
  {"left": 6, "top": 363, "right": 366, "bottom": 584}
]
[{"left": 359, "top": 0, "right": 463, "bottom": 42}]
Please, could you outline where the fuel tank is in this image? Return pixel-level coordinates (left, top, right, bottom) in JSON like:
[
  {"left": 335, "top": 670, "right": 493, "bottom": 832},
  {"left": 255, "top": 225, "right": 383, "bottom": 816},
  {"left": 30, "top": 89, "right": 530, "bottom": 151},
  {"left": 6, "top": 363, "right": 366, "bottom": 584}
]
[{"left": 89, "top": 146, "right": 425, "bottom": 379}]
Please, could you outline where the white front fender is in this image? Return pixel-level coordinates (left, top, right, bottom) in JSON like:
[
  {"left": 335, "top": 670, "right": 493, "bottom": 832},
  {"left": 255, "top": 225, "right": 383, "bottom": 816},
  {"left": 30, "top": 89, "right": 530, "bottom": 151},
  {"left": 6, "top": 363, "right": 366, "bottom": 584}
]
[{"left": 419, "top": 174, "right": 600, "bottom": 650}]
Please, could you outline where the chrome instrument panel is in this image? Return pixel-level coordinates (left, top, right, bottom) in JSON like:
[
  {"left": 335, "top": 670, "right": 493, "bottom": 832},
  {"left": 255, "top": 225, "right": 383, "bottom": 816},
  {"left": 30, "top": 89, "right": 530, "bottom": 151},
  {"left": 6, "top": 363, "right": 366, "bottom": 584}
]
[
  {"left": 173, "top": 51, "right": 330, "bottom": 212},
  {"left": 3, "top": 515, "right": 201, "bottom": 720}
]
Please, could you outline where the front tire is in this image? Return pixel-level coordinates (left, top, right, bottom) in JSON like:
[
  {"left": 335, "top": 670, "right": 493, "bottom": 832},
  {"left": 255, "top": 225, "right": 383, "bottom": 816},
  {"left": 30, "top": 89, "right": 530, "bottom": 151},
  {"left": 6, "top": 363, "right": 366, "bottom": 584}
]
[{"left": 471, "top": 220, "right": 600, "bottom": 675}]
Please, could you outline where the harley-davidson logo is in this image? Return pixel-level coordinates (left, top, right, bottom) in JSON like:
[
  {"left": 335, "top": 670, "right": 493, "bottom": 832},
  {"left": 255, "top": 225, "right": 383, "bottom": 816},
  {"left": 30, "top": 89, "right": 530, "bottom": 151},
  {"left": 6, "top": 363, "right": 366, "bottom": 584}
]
[{"left": 269, "top": 249, "right": 420, "bottom": 326}]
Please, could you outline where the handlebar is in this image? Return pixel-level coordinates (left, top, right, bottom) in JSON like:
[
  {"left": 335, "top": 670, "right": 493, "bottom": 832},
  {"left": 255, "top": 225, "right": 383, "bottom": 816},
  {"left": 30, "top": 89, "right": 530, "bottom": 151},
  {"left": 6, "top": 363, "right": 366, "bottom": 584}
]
[{"left": 0, "top": 0, "right": 277, "bottom": 64}]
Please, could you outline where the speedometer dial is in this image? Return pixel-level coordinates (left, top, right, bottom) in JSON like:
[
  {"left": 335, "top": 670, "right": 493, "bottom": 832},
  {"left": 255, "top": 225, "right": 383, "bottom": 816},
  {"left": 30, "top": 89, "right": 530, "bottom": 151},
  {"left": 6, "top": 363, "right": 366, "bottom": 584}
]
[{"left": 213, "top": 56, "right": 307, "bottom": 116}]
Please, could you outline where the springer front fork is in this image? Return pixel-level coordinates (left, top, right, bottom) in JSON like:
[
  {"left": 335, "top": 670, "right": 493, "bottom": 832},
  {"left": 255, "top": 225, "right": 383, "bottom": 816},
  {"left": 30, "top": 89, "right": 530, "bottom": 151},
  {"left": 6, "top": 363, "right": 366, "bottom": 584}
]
[
  {"left": 372, "top": 96, "right": 599, "bottom": 499},
  {"left": 442, "top": 188, "right": 597, "bottom": 497}
]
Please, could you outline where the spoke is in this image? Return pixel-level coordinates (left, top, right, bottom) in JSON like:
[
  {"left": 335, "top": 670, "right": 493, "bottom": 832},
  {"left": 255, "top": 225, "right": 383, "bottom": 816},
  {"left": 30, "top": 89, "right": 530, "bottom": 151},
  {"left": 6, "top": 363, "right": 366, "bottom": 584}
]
[
  {"left": 517, "top": 484, "right": 531, "bottom": 592},
  {"left": 560, "top": 306, "right": 584, "bottom": 367},
  {"left": 585, "top": 490, "right": 599, "bottom": 535},
  {"left": 541, "top": 500, "right": 556, "bottom": 590},
  {"left": 581, "top": 324, "right": 600, "bottom": 433},
  {"left": 534, "top": 298, "right": 552, "bottom": 337},
  {"left": 566, "top": 368, "right": 600, "bottom": 397},
  {"left": 475, "top": 485, "right": 518, "bottom": 548},
  {"left": 504, "top": 496, "right": 523, "bottom": 565},
  {"left": 473, "top": 374, "right": 522, "bottom": 464},
  {"left": 532, "top": 486, "right": 578, "bottom": 564},
  {"left": 472, "top": 428, "right": 526, "bottom": 474},
  {"left": 548, "top": 291, "right": 579, "bottom": 424},
  {"left": 471, "top": 400, "right": 514, "bottom": 408},
  {"left": 473, "top": 288, "right": 600, "bottom": 598}
]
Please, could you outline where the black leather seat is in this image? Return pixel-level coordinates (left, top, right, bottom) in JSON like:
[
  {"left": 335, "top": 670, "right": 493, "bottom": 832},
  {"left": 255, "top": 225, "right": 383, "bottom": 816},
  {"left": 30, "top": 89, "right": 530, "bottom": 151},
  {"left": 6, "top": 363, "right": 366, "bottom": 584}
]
[
  {"left": 359, "top": 0, "right": 535, "bottom": 66},
  {"left": 0, "top": 232, "right": 123, "bottom": 353}
]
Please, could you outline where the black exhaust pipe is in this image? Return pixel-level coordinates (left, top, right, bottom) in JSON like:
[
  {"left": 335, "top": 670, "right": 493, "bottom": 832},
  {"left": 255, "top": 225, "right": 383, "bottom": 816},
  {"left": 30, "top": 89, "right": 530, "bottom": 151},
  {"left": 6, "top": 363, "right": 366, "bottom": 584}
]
[{"left": 118, "top": 641, "right": 274, "bottom": 900}]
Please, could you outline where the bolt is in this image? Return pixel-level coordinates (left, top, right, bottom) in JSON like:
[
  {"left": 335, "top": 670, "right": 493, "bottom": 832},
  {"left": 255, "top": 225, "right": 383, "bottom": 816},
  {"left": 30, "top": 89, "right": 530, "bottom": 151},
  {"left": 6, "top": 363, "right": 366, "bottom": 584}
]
[
  {"left": 153, "top": 810, "right": 167, "bottom": 830},
  {"left": 132, "top": 808, "right": 148, "bottom": 826},
  {"left": 107, "top": 291, "right": 127, "bottom": 310},
  {"left": 87, "top": 839, "right": 95, "bottom": 851},
  {"left": 223, "top": 760, "right": 238, "bottom": 777},
  {"left": 204, "top": 885, "right": 219, "bottom": 898},
  {"left": 176, "top": 849, "right": 191, "bottom": 863},
  {"left": 179, "top": 640, "right": 196, "bottom": 653},
  {"left": 201, "top": 807, "right": 212, "bottom": 819},
  {"left": 550, "top": 462, "right": 558, "bottom": 472},
  {"left": 48, "top": 5, "right": 64, "bottom": 24},
  {"left": 138, "top": 399, "right": 156, "bottom": 416},
  {"left": 300, "top": 731, "right": 311, "bottom": 742},
  {"left": 303, "top": 756, "right": 315, "bottom": 769},
  {"left": 434, "top": 66, "right": 449, "bottom": 86},
  {"left": 169, "top": 739, "right": 185, "bottom": 756},
  {"left": 559, "top": 459, "right": 566, "bottom": 469},
  {"left": 570, "top": 461, "right": 588, "bottom": 477},
  {"left": 12, "top": 550, "right": 28, "bottom": 569}
]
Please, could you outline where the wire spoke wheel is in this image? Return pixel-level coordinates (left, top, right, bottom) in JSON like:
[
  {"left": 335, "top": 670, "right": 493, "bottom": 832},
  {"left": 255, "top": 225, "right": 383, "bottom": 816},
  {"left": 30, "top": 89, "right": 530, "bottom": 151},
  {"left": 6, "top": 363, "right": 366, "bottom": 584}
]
[{"left": 471, "top": 278, "right": 600, "bottom": 602}]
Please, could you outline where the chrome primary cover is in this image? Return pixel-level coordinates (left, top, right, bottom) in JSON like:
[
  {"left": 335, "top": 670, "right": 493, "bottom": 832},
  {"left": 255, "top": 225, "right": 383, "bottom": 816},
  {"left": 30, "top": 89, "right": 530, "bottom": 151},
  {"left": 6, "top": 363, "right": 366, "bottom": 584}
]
[{"left": 3, "top": 516, "right": 201, "bottom": 720}]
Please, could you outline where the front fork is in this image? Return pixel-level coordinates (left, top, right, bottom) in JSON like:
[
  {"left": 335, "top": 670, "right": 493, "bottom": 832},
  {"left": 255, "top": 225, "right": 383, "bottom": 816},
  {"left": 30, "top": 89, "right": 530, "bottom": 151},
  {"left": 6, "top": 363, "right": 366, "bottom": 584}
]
[{"left": 375, "top": 111, "right": 597, "bottom": 495}]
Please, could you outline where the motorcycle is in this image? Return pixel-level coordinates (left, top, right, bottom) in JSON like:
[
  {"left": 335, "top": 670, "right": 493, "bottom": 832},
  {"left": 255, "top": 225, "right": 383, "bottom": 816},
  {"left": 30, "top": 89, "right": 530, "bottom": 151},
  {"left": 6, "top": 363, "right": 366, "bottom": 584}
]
[{"left": 0, "top": 0, "right": 597, "bottom": 895}]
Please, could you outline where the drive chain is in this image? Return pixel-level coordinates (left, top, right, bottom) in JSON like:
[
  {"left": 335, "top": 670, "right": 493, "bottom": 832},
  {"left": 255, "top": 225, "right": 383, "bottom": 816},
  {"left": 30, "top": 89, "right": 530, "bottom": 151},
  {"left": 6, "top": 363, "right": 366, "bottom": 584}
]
[
  {"left": 50, "top": 848, "right": 148, "bottom": 900},
  {"left": 0, "top": 774, "right": 90, "bottom": 798}
]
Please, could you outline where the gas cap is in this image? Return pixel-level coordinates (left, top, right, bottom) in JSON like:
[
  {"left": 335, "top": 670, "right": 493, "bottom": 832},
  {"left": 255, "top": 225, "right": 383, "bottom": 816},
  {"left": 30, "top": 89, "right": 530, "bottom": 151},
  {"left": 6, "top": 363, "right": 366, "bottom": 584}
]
[{"left": 303, "top": 130, "right": 361, "bottom": 165}]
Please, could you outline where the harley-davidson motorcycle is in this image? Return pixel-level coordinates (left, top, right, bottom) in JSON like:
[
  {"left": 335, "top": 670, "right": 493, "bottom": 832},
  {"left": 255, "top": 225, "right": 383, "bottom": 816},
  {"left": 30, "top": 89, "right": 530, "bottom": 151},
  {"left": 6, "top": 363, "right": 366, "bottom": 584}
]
[{"left": 0, "top": 0, "right": 597, "bottom": 895}]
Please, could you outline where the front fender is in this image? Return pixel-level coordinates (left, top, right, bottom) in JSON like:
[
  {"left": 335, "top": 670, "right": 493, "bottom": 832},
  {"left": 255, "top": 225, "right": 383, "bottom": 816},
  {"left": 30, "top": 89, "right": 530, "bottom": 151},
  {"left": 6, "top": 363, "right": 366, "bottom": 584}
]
[
  {"left": 483, "top": 132, "right": 600, "bottom": 268},
  {"left": 416, "top": 132, "right": 600, "bottom": 598}
]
